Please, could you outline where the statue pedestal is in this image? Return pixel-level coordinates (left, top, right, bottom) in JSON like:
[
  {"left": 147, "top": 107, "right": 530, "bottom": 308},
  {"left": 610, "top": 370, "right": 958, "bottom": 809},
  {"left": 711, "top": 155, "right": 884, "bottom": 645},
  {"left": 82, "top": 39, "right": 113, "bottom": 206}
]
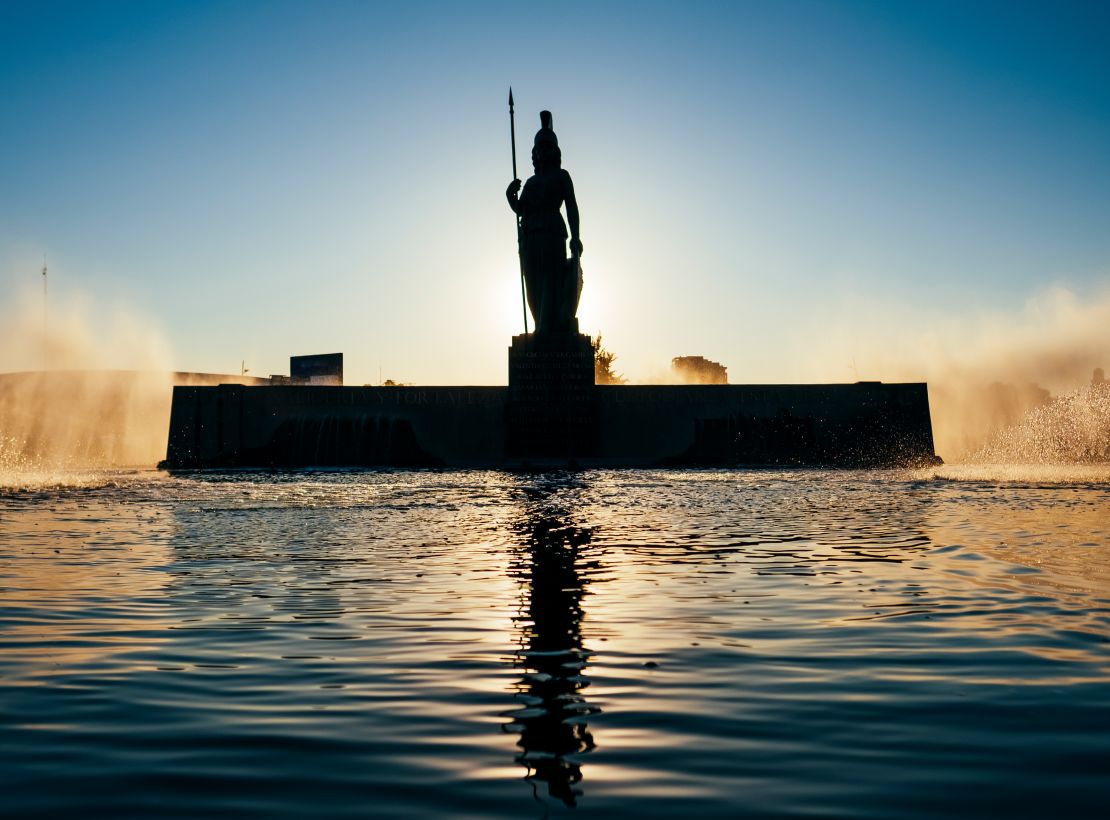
[{"left": 507, "top": 333, "right": 598, "bottom": 460}]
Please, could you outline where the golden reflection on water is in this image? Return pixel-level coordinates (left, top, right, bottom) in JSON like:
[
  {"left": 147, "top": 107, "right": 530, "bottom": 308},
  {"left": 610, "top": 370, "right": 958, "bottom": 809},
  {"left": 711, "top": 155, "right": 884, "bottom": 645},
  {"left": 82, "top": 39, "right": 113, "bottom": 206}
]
[
  {"left": 0, "top": 469, "right": 1108, "bottom": 817},
  {"left": 923, "top": 486, "right": 1110, "bottom": 598},
  {"left": 0, "top": 498, "right": 173, "bottom": 679}
]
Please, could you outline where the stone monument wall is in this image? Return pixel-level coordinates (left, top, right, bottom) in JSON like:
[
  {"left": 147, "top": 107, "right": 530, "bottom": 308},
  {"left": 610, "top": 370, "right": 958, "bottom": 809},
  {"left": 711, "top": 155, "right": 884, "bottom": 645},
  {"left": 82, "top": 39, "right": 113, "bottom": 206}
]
[{"left": 163, "top": 380, "right": 938, "bottom": 469}]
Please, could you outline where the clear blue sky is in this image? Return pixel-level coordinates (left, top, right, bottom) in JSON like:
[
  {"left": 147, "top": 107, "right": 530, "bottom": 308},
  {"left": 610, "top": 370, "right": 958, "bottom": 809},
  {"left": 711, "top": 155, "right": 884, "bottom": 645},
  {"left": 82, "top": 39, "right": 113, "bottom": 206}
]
[{"left": 2, "top": 0, "right": 1108, "bottom": 384}]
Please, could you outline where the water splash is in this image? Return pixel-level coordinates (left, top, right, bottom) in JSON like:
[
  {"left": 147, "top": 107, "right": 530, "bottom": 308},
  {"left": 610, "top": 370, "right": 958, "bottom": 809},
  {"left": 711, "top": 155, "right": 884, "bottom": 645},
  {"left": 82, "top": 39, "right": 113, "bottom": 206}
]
[
  {"left": 775, "top": 286, "right": 1110, "bottom": 462},
  {"left": 912, "top": 377, "right": 1110, "bottom": 481},
  {"left": 0, "top": 370, "right": 173, "bottom": 472},
  {"left": 967, "top": 380, "right": 1110, "bottom": 465},
  {"left": 0, "top": 287, "right": 175, "bottom": 471}
]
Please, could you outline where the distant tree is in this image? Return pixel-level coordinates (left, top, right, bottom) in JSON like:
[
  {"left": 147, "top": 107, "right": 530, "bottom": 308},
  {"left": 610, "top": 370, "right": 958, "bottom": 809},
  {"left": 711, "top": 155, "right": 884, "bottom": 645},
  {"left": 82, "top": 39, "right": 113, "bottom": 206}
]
[
  {"left": 592, "top": 334, "right": 627, "bottom": 385},
  {"left": 671, "top": 355, "right": 728, "bottom": 385}
]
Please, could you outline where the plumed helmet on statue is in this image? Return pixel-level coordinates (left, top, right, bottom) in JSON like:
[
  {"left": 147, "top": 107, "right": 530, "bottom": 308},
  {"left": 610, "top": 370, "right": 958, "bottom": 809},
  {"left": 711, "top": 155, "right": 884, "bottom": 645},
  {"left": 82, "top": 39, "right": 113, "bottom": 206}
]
[
  {"left": 531, "top": 110, "right": 562, "bottom": 170},
  {"left": 534, "top": 110, "right": 558, "bottom": 147}
]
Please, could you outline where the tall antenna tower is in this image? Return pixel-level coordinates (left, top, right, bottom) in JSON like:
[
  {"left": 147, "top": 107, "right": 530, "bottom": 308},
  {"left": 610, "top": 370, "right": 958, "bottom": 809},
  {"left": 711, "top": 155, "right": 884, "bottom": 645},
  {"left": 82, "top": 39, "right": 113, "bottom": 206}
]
[{"left": 41, "top": 256, "right": 48, "bottom": 368}]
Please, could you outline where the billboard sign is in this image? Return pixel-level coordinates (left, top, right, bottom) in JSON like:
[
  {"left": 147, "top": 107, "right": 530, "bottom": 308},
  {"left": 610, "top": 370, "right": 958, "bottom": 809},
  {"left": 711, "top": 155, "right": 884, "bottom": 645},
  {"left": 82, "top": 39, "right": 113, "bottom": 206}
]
[{"left": 290, "top": 353, "right": 343, "bottom": 386}]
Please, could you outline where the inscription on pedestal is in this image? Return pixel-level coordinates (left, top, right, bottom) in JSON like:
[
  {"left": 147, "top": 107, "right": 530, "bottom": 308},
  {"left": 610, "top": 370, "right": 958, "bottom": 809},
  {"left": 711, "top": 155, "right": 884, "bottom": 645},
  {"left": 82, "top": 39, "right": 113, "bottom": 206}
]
[{"left": 507, "top": 333, "right": 598, "bottom": 460}]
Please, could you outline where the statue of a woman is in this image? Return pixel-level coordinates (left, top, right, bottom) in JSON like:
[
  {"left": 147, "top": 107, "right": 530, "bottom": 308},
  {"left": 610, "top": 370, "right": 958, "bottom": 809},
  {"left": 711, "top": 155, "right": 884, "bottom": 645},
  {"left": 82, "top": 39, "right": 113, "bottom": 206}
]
[{"left": 506, "top": 111, "right": 583, "bottom": 334}]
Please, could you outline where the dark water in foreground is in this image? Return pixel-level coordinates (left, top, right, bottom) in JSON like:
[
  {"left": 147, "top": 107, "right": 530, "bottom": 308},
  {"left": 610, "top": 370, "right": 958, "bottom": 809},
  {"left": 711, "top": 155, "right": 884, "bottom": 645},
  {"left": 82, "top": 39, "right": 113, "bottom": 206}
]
[{"left": 1, "top": 468, "right": 1108, "bottom": 818}]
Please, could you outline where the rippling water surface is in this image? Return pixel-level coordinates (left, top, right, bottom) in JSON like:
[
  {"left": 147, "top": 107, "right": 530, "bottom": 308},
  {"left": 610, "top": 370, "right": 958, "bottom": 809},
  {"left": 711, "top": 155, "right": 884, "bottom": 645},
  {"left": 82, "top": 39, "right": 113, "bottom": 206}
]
[{"left": 1, "top": 468, "right": 1108, "bottom": 817}]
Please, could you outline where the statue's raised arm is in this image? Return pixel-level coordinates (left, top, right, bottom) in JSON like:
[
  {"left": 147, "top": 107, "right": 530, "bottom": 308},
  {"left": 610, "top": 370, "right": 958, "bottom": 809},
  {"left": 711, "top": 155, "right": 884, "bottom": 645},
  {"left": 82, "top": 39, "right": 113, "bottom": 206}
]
[{"left": 506, "top": 110, "right": 583, "bottom": 334}]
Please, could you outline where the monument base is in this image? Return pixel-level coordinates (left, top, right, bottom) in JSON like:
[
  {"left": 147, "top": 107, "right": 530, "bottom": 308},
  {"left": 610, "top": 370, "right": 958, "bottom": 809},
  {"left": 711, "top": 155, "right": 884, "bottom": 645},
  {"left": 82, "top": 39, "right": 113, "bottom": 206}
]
[
  {"left": 507, "top": 332, "right": 598, "bottom": 460},
  {"left": 161, "top": 382, "right": 941, "bottom": 470}
]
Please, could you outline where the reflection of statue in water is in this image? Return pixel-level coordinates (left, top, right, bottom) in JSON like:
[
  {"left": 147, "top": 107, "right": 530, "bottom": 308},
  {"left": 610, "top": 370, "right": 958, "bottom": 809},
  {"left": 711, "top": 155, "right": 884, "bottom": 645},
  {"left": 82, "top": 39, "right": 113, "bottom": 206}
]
[
  {"left": 506, "top": 111, "right": 583, "bottom": 334},
  {"left": 504, "top": 480, "right": 598, "bottom": 807}
]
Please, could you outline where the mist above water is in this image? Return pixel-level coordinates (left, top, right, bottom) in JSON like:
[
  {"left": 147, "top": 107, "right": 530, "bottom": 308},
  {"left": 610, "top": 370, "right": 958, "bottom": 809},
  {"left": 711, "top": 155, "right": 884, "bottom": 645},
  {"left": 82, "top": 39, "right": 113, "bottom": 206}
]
[
  {"left": 0, "top": 288, "right": 173, "bottom": 471},
  {"left": 916, "top": 289, "right": 1109, "bottom": 462},
  {"left": 776, "top": 286, "right": 1110, "bottom": 464},
  {"left": 969, "top": 379, "right": 1109, "bottom": 464}
]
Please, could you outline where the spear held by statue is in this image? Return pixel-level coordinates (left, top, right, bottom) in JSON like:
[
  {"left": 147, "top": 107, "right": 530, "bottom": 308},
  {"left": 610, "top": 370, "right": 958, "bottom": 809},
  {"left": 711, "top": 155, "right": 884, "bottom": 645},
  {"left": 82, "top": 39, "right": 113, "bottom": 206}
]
[{"left": 509, "top": 87, "right": 528, "bottom": 336}]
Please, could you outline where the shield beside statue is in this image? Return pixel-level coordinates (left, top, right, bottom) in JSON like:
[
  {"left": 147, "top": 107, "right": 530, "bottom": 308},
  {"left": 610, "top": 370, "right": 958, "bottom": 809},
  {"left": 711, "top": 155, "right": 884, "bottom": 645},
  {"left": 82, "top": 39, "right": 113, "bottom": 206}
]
[
  {"left": 535, "top": 254, "right": 583, "bottom": 334},
  {"left": 559, "top": 254, "right": 583, "bottom": 333}
]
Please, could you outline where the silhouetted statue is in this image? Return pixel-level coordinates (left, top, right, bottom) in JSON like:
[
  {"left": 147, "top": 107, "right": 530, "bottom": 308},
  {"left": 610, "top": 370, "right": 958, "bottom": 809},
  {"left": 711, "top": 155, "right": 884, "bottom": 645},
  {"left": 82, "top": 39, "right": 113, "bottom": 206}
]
[{"left": 506, "top": 111, "right": 583, "bottom": 334}]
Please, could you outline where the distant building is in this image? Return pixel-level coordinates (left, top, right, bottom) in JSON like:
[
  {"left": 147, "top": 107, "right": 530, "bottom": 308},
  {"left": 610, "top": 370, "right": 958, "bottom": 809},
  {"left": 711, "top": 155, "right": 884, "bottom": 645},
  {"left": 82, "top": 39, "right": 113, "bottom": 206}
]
[
  {"left": 174, "top": 372, "right": 271, "bottom": 387},
  {"left": 671, "top": 356, "right": 728, "bottom": 385},
  {"left": 290, "top": 353, "right": 343, "bottom": 386}
]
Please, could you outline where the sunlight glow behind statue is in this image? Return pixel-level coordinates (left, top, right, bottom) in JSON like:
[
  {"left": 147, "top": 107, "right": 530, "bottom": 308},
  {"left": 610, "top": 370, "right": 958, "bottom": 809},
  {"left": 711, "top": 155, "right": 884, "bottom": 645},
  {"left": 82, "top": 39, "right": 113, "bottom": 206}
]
[{"left": 506, "top": 107, "right": 583, "bottom": 334}]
